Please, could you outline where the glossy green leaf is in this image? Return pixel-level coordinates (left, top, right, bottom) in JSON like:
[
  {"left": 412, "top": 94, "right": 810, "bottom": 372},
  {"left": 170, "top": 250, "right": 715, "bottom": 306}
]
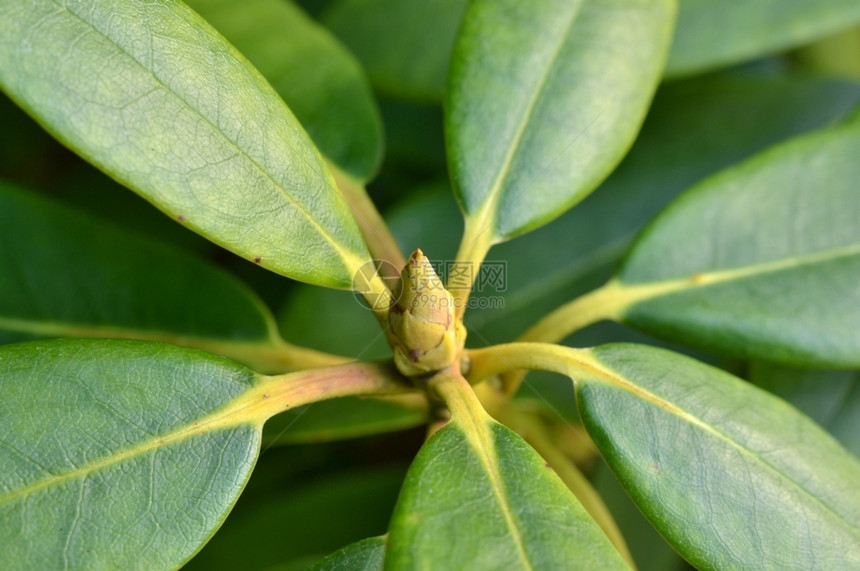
[
  {"left": 447, "top": 0, "right": 676, "bottom": 240},
  {"left": 0, "top": 0, "right": 370, "bottom": 288},
  {"left": 0, "top": 339, "right": 409, "bottom": 568},
  {"left": 574, "top": 344, "right": 860, "bottom": 569},
  {"left": 0, "top": 340, "right": 260, "bottom": 569},
  {"left": 386, "top": 420, "right": 627, "bottom": 569},
  {"left": 308, "top": 537, "right": 386, "bottom": 571},
  {"left": 262, "top": 398, "right": 424, "bottom": 445},
  {"left": 323, "top": 0, "right": 469, "bottom": 102},
  {"left": 750, "top": 362, "right": 860, "bottom": 456},
  {"left": 614, "top": 119, "right": 860, "bottom": 367},
  {"left": 0, "top": 182, "right": 298, "bottom": 371},
  {"left": 186, "top": 0, "right": 383, "bottom": 181},
  {"left": 668, "top": 0, "right": 860, "bottom": 77}
]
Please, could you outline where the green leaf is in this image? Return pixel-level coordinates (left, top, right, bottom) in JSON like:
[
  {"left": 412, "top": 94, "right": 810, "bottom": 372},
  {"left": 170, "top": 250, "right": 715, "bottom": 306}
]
[
  {"left": 575, "top": 344, "right": 860, "bottom": 569},
  {"left": 186, "top": 0, "right": 383, "bottom": 181},
  {"left": 613, "top": 119, "right": 860, "bottom": 367},
  {"left": 0, "top": 339, "right": 409, "bottom": 568},
  {"left": 386, "top": 420, "right": 628, "bottom": 569},
  {"left": 308, "top": 536, "right": 386, "bottom": 571},
  {"left": 0, "top": 339, "right": 260, "bottom": 569},
  {"left": 323, "top": 0, "right": 469, "bottom": 102},
  {"left": 0, "top": 182, "right": 299, "bottom": 372},
  {"left": 262, "top": 398, "right": 424, "bottom": 445},
  {"left": 749, "top": 362, "right": 860, "bottom": 456},
  {"left": 0, "top": 0, "right": 370, "bottom": 288},
  {"left": 468, "top": 72, "right": 860, "bottom": 345},
  {"left": 446, "top": 0, "right": 676, "bottom": 241},
  {"left": 668, "top": 0, "right": 860, "bottom": 77}
]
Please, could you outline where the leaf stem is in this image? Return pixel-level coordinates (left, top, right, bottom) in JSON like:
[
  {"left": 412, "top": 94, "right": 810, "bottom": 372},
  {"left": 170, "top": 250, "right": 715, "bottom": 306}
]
[
  {"left": 448, "top": 218, "right": 496, "bottom": 321},
  {"left": 498, "top": 282, "right": 625, "bottom": 396}
]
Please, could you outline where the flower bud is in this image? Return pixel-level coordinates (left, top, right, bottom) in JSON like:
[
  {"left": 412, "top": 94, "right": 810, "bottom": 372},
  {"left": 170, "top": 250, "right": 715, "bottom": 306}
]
[{"left": 389, "top": 249, "right": 462, "bottom": 376}]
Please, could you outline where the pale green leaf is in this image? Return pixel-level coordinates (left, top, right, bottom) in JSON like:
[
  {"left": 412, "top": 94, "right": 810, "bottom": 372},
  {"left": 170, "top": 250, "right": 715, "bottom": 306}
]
[
  {"left": 186, "top": 0, "right": 383, "bottom": 181},
  {"left": 323, "top": 0, "right": 468, "bottom": 102},
  {"left": 447, "top": 0, "right": 676, "bottom": 240},
  {"left": 0, "top": 0, "right": 369, "bottom": 288},
  {"left": 386, "top": 420, "right": 628, "bottom": 569},
  {"left": 576, "top": 344, "right": 860, "bottom": 569},
  {"left": 614, "top": 119, "right": 860, "bottom": 367},
  {"left": 668, "top": 0, "right": 860, "bottom": 77}
]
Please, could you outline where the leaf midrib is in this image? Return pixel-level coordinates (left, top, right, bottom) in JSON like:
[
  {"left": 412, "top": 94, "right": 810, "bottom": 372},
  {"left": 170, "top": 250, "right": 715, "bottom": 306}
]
[
  {"left": 0, "top": 387, "right": 261, "bottom": 507},
  {"left": 465, "top": 1, "right": 584, "bottom": 237},
  {"left": 51, "top": 1, "right": 362, "bottom": 272},
  {"left": 571, "top": 351, "right": 860, "bottom": 536},
  {"left": 453, "top": 419, "right": 534, "bottom": 571},
  {"left": 615, "top": 241, "right": 860, "bottom": 309}
]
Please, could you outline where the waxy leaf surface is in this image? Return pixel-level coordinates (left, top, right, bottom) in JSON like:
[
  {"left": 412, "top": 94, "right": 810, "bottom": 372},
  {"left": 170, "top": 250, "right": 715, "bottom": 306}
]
[
  {"left": 186, "top": 0, "right": 383, "bottom": 181},
  {"left": 575, "top": 344, "right": 860, "bottom": 569},
  {"left": 615, "top": 121, "right": 860, "bottom": 366},
  {"left": 0, "top": 0, "right": 369, "bottom": 288},
  {"left": 447, "top": 0, "right": 676, "bottom": 239},
  {"left": 386, "top": 420, "right": 627, "bottom": 569},
  {"left": 0, "top": 340, "right": 261, "bottom": 569}
]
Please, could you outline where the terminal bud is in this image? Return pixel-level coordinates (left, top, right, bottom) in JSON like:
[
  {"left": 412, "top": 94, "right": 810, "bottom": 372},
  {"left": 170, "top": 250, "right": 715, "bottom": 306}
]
[{"left": 389, "top": 249, "right": 463, "bottom": 376}]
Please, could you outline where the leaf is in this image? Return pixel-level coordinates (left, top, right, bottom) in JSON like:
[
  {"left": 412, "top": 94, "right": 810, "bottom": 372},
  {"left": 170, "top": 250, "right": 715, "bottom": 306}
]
[
  {"left": 0, "top": 0, "right": 370, "bottom": 288},
  {"left": 613, "top": 119, "right": 860, "bottom": 367},
  {"left": 0, "top": 339, "right": 409, "bottom": 568},
  {"left": 668, "top": 0, "right": 860, "bottom": 77},
  {"left": 468, "top": 342, "right": 860, "bottom": 568},
  {"left": 185, "top": 0, "right": 383, "bottom": 181},
  {"left": 0, "top": 340, "right": 260, "bottom": 569},
  {"left": 749, "top": 362, "right": 860, "bottom": 456},
  {"left": 323, "top": 0, "right": 469, "bottom": 102},
  {"left": 0, "top": 182, "right": 300, "bottom": 372},
  {"left": 386, "top": 418, "right": 628, "bottom": 569},
  {"left": 574, "top": 344, "right": 860, "bottom": 569},
  {"left": 308, "top": 536, "right": 386, "bottom": 571},
  {"left": 468, "top": 72, "right": 860, "bottom": 344},
  {"left": 446, "top": 0, "right": 676, "bottom": 241}
]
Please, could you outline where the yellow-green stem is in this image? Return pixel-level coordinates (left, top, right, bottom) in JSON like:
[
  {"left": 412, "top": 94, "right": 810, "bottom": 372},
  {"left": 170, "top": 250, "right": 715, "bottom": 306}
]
[
  {"left": 499, "top": 282, "right": 625, "bottom": 396},
  {"left": 448, "top": 218, "right": 495, "bottom": 321}
]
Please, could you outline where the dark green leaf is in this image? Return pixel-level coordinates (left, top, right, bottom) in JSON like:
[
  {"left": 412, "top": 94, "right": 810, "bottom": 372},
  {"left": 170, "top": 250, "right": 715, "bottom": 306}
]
[
  {"left": 262, "top": 398, "right": 424, "bottom": 445},
  {"left": 615, "top": 120, "right": 860, "bottom": 367},
  {"left": 0, "top": 0, "right": 370, "bottom": 288},
  {"left": 576, "top": 344, "right": 860, "bottom": 569},
  {"left": 187, "top": 469, "right": 404, "bottom": 571},
  {"left": 386, "top": 420, "right": 627, "bottom": 569},
  {"left": 447, "top": 0, "right": 676, "bottom": 240},
  {"left": 186, "top": 0, "right": 383, "bottom": 181},
  {"left": 0, "top": 340, "right": 261, "bottom": 569},
  {"left": 668, "top": 0, "right": 860, "bottom": 77},
  {"left": 308, "top": 536, "right": 386, "bottom": 571},
  {"left": 750, "top": 362, "right": 860, "bottom": 456},
  {"left": 0, "top": 182, "right": 294, "bottom": 372},
  {"left": 323, "top": 0, "right": 468, "bottom": 102}
]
